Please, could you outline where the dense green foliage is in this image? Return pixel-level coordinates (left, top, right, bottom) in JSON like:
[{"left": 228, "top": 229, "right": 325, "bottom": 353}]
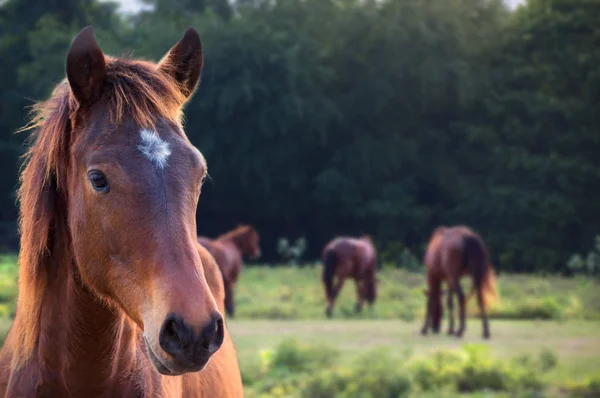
[{"left": 0, "top": 0, "right": 598, "bottom": 271}]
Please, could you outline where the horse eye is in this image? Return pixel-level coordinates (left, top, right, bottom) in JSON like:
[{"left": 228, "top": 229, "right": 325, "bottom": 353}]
[{"left": 88, "top": 170, "right": 109, "bottom": 192}]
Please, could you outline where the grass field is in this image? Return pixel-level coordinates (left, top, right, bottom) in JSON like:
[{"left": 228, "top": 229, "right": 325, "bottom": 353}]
[
  {"left": 230, "top": 319, "right": 600, "bottom": 392},
  {"left": 0, "top": 256, "right": 598, "bottom": 396},
  {"left": 234, "top": 264, "right": 600, "bottom": 322},
  {"left": 230, "top": 319, "right": 600, "bottom": 378}
]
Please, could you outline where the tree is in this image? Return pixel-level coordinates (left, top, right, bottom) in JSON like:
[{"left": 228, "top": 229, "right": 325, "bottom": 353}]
[{"left": 471, "top": 0, "right": 600, "bottom": 271}]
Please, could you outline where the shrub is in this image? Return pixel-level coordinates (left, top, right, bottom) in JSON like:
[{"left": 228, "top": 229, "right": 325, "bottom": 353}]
[
  {"left": 562, "top": 371, "right": 600, "bottom": 398},
  {"left": 248, "top": 340, "right": 557, "bottom": 397},
  {"left": 268, "top": 339, "right": 339, "bottom": 373},
  {"left": 302, "top": 350, "right": 412, "bottom": 398},
  {"left": 488, "top": 297, "right": 564, "bottom": 320},
  {"left": 277, "top": 237, "right": 307, "bottom": 265},
  {"left": 410, "top": 344, "right": 550, "bottom": 394},
  {"left": 567, "top": 236, "right": 600, "bottom": 278},
  {"left": 538, "top": 348, "right": 557, "bottom": 372}
]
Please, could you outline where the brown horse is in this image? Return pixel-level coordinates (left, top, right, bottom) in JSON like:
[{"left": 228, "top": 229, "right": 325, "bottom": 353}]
[
  {"left": 420, "top": 225, "right": 498, "bottom": 339},
  {"left": 0, "top": 26, "right": 243, "bottom": 397},
  {"left": 322, "top": 235, "right": 378, "bottom": 317},
  {"left": 197, "top": 225, "right": 261, "bottom": 317}
]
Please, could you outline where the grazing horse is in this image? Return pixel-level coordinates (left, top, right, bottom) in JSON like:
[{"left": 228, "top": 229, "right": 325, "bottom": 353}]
[
  {"left": 197, "top": 225, "right": 261, "bottom": 317},
  {"left": 322, "top": 235, "right": 378, "bottom": 317},
  {"left": 420, "top": 225, "right": 498, "bottom": 339},
  {"left": 0, "top": 26, "right": 243, "bottom": 397}
]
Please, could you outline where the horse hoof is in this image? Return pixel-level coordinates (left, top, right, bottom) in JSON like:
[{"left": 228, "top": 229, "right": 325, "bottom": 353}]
[
  {"left": 325, "top": 309, "right": 333, "bottom": 318},
  {"left": 447, "top": 330, "right": 454, "bottom": 336},
  {"left": 454, "top": 332, "right": 464, "bottom": 339},
  {"left": 420, "top": 330, "right": 427, "bottom": 336},
  {"left": 483, "top": 333, "right": 491, "bottom": 339}
]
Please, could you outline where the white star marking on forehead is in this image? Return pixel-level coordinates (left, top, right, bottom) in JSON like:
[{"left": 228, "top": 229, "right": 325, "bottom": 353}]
[{"left": 138, "top": 129, "right": 171, "bottom": 169}]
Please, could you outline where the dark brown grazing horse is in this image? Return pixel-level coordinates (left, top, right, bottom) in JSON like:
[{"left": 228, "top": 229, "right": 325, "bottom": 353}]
[
  {"left": 0, "top": 26, "right": 243, "bottom": 397},
  {"left": 420, "top": 225, "right": 498, "bottom": 339},
  {"left": 322, "top": 235, "right": 378, "bottom": 317},
  {"left": 198, "top": 225, "right": 261, "bottom": 317}
]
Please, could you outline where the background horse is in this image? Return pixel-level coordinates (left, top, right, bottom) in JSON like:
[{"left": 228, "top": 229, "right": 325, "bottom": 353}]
[
  {"left": 420, "top": 225, "right": 498, "bottom": 339},
  {"left": 322, "top": 235, "right": 378, "bottom": 317},
  {"left": 198, "top": 225, "right": 261, "bottom": 317},
  {"left": 0, "top": 26, "right": 242, "bottom": 397}
]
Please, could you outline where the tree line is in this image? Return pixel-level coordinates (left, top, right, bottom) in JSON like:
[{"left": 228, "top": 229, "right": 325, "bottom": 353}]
[{"left": 0, "top": 0, "right": 598, "bottom": 272}]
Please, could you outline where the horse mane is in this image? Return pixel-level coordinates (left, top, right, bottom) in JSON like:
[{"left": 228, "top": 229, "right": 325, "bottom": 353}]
[
  {"left": 13, "top": 55, "right": 189, "bottom": 366},
  {"left": 218, "top": 225, "right": 254, "bottom": 241}
]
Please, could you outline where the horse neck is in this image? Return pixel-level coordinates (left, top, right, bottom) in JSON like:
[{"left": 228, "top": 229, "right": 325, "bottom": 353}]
[{"left": 34, "top": 238, "right": 142, "bottom": 393}]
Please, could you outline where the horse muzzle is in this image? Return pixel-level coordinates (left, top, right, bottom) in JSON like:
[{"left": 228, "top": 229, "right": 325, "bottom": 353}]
[{"left": 144, "top": 312, "right": 224, "bottom": 375}]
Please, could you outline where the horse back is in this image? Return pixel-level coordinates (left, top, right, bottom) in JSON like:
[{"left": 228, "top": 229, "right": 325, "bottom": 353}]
[
  {"left": 438, "top": 226, "right": 487, "bottom": 281},
  {"left": 461, "top": 231, "right": 489, "bottom": 278},
  {"left": 353, "top": 238, "right": 377, "bottom": 276},
  {"left": 324, "top": 237, "right": 376, "bottom": 278}
]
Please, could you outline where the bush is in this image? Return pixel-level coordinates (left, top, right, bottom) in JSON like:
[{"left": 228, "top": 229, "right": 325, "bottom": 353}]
[
  {"left": 246, "top": 340, "right": 558, "bottom": 398},
  {"left": 246, "top": 339, "right": 341, "bottom": 397},
  {"left": 563, "top": 371, "right": 600, "bottom": 398},
  {"left": 488, "top": 296, "right": 565, "bottom": 320},
  {"left": 302, "top": 362, "right": 412, "bottom": 398},
  {"left": 277, "top": 237, "right": 307, "bottom": 265},
  {"left": 567, "top": 236, "right": 600, "bottom": 278},
  {"left": 409, "top": 344, "right": 549, "bottom": 394},
  {"left": 268, "top": 339, "right": 339, "bottom": 373}
]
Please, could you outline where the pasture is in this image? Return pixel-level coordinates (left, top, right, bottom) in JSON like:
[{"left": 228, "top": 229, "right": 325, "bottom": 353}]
[{"left": 0, "top": 255, "right": 598, "bottom": 396}]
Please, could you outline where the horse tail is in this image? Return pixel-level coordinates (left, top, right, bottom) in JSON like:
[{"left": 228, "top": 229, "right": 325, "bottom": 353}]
[
  {"left": 468, "top": 266, "right": 499, "bottom": 310},
  {"left": 464, "top": 236, "right": 499, "bottom": 311},
  {"left": 322, "top": 249, "right": 337, "bottom": 300}
]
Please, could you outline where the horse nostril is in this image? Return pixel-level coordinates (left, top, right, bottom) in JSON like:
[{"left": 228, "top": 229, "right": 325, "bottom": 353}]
[
  {"left": 199, "top": 313, "right": 224, "bottom": 355},
  {"left": 159, "top": 314, "right": 193, "bottom": 356}
]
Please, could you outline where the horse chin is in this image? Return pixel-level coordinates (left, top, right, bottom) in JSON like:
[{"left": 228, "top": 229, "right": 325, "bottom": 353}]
[{"left": 143, "top": 337, "right": 211, "bottom": 376}]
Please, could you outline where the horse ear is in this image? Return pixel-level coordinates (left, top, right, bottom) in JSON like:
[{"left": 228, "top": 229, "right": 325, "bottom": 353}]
[
  {"left": 158, "top": 27, "right": 203, "bottom": 100},
  {"left": 66, "top": 26, "right": 106, "bottom": 106}
]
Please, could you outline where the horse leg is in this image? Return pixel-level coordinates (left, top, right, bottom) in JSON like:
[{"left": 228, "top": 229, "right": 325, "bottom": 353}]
[
  {"left": 446, "top": 285, "right": 455, "bottom": 336},
  {"left": 354, "top": 280, "right": 364, "bottom": 313},
  {"left": 420, "top": 294, "right": 432, "bottom": 335},
  {"left": 477, "top": 289, "right": 491, "bottom": 339},
  {"left": 326, "top": 276, "right": 346, "bottom": 318},
  {"left": 455, "top": 283, "right": 466, "bottom": 338},
  {"left": 224, "top": 281, "right": 235, "bottom": 318}
]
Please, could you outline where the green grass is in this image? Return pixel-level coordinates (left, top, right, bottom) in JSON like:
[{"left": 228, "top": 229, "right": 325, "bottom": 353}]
[
  {"left": 235, "top": 264, "right": 600, "bottom": 321},
  {"left": 229, "top": 319, "right": 600, "bottom": 383},
  {"left": 0, "top": 257, "right": 598, "bottom": 396},
  {"left": 233, "top": 320, "right": 600, "bottom": 397}
]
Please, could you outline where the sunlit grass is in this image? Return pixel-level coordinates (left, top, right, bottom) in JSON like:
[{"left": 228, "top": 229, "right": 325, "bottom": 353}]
[
  {"left": 0, "top": 256, "right": 598, "bottom": 396},
  {"left": 235, "top": 264, "right": 600, "bottom": 321}
]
